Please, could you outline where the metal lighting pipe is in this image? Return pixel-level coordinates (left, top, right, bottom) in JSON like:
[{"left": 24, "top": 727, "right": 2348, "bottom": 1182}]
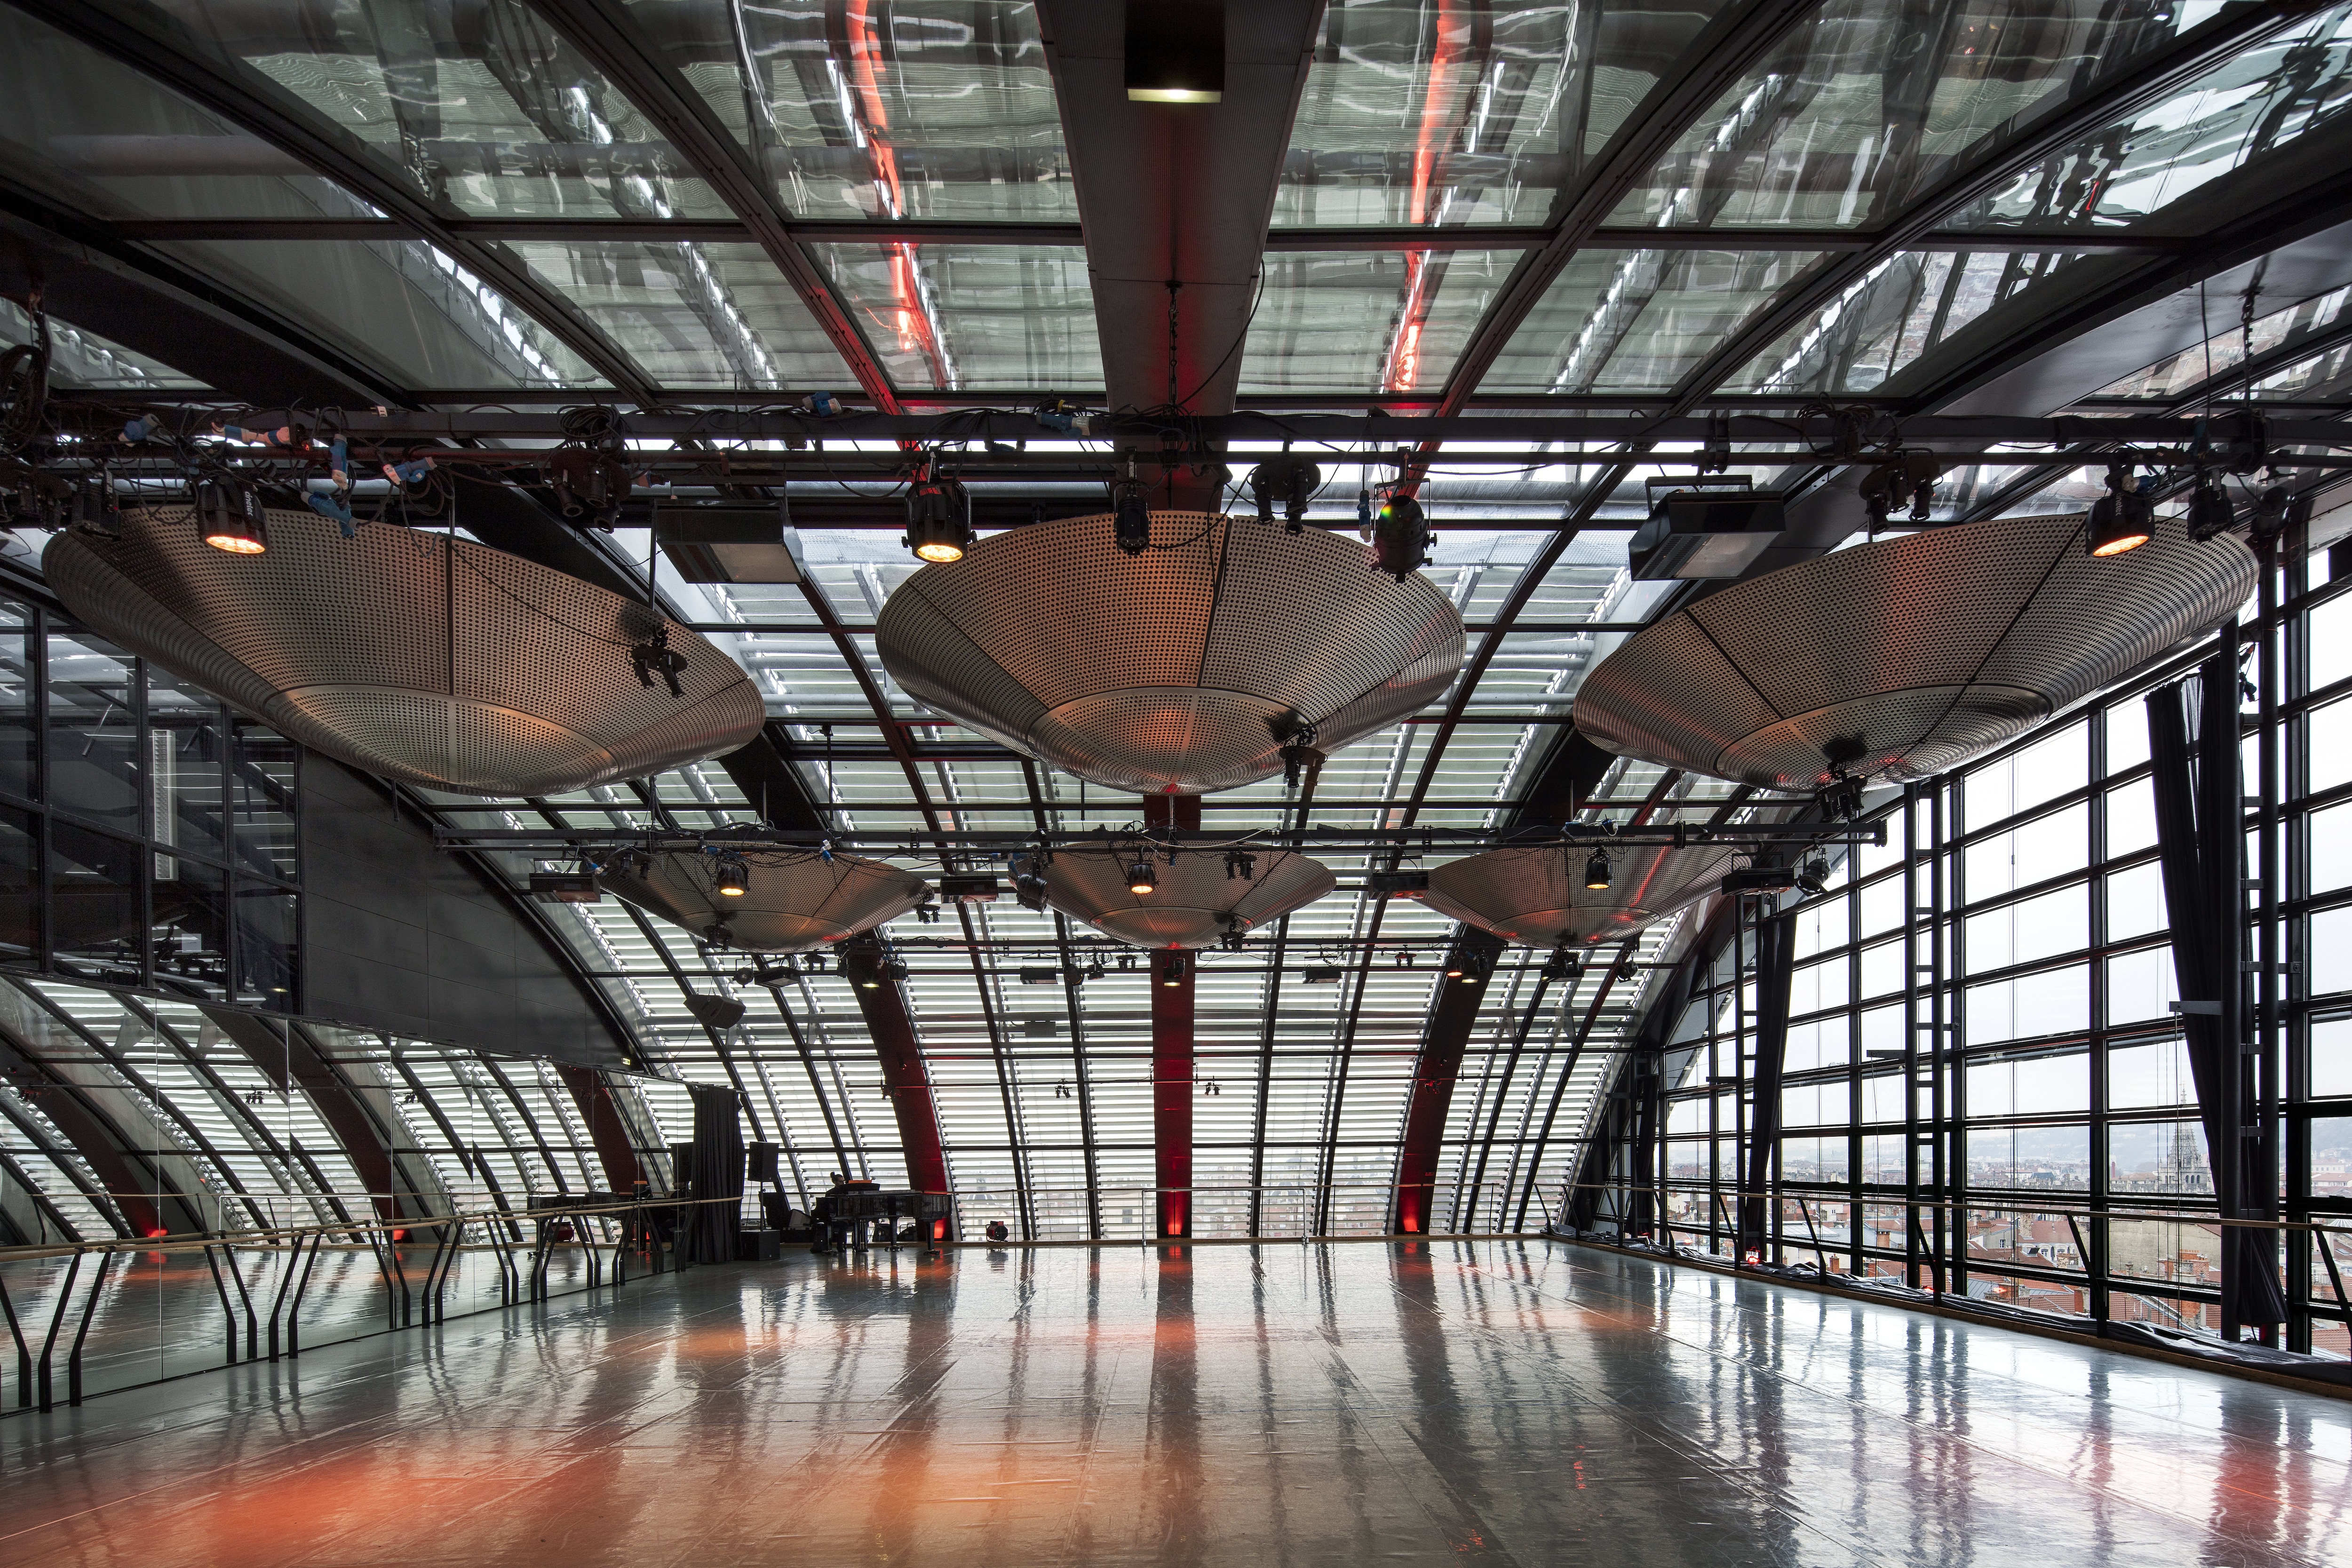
[
  {"left": 435, "top": 823, "right": 1888, "bottom": 852},
  {"left": 55, "top": 402, "right": 2352, "bottom": 449}
]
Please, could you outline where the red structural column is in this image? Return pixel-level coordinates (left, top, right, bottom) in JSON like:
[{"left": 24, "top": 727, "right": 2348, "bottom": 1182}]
[
  {"left": 842, "top": 937, "right": 951, "bottom": 1196},
  {"left": 1144, "top": 794, "right": 1200, "bottom": 1238},
  {"left": 1392, "top": 934, "right": 1501, "bottom": 1235}
]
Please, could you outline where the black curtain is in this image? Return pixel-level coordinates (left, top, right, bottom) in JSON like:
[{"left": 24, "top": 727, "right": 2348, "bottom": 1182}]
[
  {"left": 1739, "top": 909, "right": 1795, "bottom": 1260},
  {"left": 2148, "top": 659, "right": 2288, "bottom": 1332},
  {"left": 683, "top": 1083, "right": 746, "bottom": 1265}
]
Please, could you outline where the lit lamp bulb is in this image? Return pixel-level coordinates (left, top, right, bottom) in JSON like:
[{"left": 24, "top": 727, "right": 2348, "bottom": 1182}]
[
  {"left": 714, "top": 858, "right": 749, "bottom": 898},
  {"left": 197, "top": 478, "right": 267, "bottom": 555},
  {"left": 1584, "top": 851, "right": 1613, "bottom": 891},
  {"left": 1126, "top": 858, "right": 1158, "bottom": 895}
]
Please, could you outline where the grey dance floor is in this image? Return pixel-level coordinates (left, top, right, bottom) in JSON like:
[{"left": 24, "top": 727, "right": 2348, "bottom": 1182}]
[{"left": 2, "top": 1239, "right": 2346, "bottom": 1566}]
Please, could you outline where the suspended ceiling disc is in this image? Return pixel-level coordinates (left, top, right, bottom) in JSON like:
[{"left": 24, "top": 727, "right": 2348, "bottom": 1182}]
[
  {"left": 44, "top": 507, "right": 766, "bottom": 796},
  {"left": 605, "top": 851, "right": 929, "bottom": 952},
  {"left": 1422, "top": 843, "right": 1741, "bottom": 948},
  {"left": 1572, "top": 512, "right": 2257, "bottom": 789},
  {"left": 1042, "top": 844, "right": 1335, "bottom": 948},
  {"left": 874, "top": 513, "right": 1462, "bottom": 795}
]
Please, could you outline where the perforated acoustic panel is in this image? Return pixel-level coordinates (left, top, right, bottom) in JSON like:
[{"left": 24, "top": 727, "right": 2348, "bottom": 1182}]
[
  {"left": 604, "top": 852, "right": 928, "bottom": 952},
  {"left": 44, "top": 506, "right": 766, "bottom": 796},
  {"left": 874, "top": 513, "right": 1463, "bottom": 794},
  {"left": 1042, "top": 845, "right": 1335, "bottom": 948},
  {"left": 1422, "top": 843, "right": 1740, "bottom": 948},
  {"left": 1573, "top": 512, "right": 2257, "bottom": 788}
]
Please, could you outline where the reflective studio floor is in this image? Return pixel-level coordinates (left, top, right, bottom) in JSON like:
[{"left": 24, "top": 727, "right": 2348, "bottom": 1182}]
[{"left": 3, "top": 1240, "right": 2348, "bottom": 1567}]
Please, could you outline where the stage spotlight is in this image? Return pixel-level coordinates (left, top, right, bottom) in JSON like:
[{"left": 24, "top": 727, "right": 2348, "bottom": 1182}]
[
  {"left": 1113, "top": 479, "right": 1151, "bottom": 556},
  {"left": 1372, "top": 491, "right": 1428, "bottom": 581},
  {"left": 1797, "top": 854, "right": 1832, "bottom": 895},
  {"left": 1161, "top": 955, "right": 1188, "bottom": 986},
  {"left": 905, "top": 474, "right": 971, "bottom": 563},
  {"left": 2087, "top": 465, "right": 2153, "bottom": 558},
  {"left": 1584, "top": 851, "right": 1613, "bottom": 891},
  {"left": 714, "top": 856, "right": 750, "bottom": 898},
  {"left": 197, "top": 476, "right": 267, "bottom": 554},
  {"left": 1126, "top": 858, "right": 1158, "bottom": 894}
]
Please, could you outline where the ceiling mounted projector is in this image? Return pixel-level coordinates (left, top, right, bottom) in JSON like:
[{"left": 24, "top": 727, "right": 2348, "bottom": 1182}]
[
  {"left": 1040, "top": 845, "right": 1334, "bottom": 948},
  {"left": 1573, "top": 510, "right": 2256, "bottom": 790},
  {"left": 874, "top": 512, "right": 1462, "bottom": 795},
  {"left": 1422, "top": 843, "right": 1742, "bottom": 949},
  {"left": 43, "top": 504, "right": 765, "bottom": 796},
  {"left": 604, "top": 851, "right": 929, "bottom": 952}
]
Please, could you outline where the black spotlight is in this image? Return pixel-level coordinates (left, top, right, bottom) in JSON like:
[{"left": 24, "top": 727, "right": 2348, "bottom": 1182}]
[
  {"left": 1372, "top": 490, "right": 1428, "bottom": 581},
  {"left": 1112, "top": 478, "right": 1152, "bottom": 556},
  {"left": 196, "top": 475, "right": 268, "bottom": 555},
  {"left": 1797, "top": 854, "right": 1832, "bottom": 895},
  {"left": 1126, "top": 858, "right": 1158, "bottom": 894},
  {"left": 2187, "top": 470, "right": 2236, "bottom": 542},
  {"left": 714, "top": 855, "right": 750, "bottom": 899},
  {"left": 1248, "top": 454, "right": 1321, "bottom": 533},
  {"left": 1161, "top": 954, "right": 1188, "bottom": 986},
  {"left": 1125, "top": 0, "right": 1223, "bottom": 102},
  {"left": 1014, "top": 867, "right": 1049, "bottom": 913},
  {"left": 1542, "top": 947, "right": 1581, "bottom": 981},
  {"left": 1584, "top": 850, "right": 1613, "bottom": 891},
  {"left": 684, "top": 992, "right": 747, "bottom": 1031},
  {"left": 905, "top": 473, "right": 971, "bottom": 563},
  {"left": 2087, "top": 464, "right": 2154, "bottom": 558},
  {"left": 1224, "top": 850, "right": 1255, "bottom": 881}
]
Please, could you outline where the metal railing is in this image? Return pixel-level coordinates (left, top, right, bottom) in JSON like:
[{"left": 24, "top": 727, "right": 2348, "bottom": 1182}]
[{"left": 0, "top": 1190, "right": 745, "bottom": 1415}]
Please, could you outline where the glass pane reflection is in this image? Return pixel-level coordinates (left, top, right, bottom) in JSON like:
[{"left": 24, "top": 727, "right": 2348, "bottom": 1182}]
[
  {"left": 1276, "top": 0, "right": 1730, "bottom": 228},
  {"left": 809, "top": 243, "right": 1099, "bottom": 390},
  {"left": 631, "top": 0, "right": 1075, "bottom": 223},
  {"left": 0, "top": 6, "right": 368, "bottom": 223},
  {"left": 1608, "top": 0, "right": 2198, "bottom": 230},
  {"left": 132, "top": 0, "right": 731, "bottom": 219},
  {"left": 509, "top": 240, "right": 845, "bottom": 389},
  {"left": 148, "top": 239, "right": 603, "bottom": 390},
  {"left": 1950, "top": 6, "right": 2352, "bottom": 232},
  {"left": 1238, "top": 249, "right": 1519, "bottom": 394},
  {"left": 1482, "top": 247, "right": 1823, "bottom": 393},
  {"left": 1724, "top": 250, "right": 2095, "bottom": 395}
]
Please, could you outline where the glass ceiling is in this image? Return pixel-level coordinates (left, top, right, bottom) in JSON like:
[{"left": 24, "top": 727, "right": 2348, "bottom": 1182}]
[
  {"left": 1609, "top": 0, "right": 2210, "bottom": 231},
  {"left": 1274, "top": 0, "right": 1732, "bottom": 229},
  {"left": 635, "top": 0, "right": 1075, "bottom": 224},
  {"left": 0, "top": 0, "right": 2339, "bottom": 1235}
]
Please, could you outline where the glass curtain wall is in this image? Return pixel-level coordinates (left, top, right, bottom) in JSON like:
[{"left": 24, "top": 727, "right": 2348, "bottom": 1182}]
[{"left": 1573, "top": 520, "right": 2352, "bottom": 1359}]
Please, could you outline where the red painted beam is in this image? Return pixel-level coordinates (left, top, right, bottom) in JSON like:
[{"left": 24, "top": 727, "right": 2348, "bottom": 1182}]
[
  {"left": 559, "top": 1063, "right": 645, "bottom": 1194},
  {"left": 841, "top": 937, "right": 950, "bottom": 1196},
  {"left": 1392, "top": 931, "right": 1503, "bottom": 1235},
  {"left": 1144, "top": 795, "right": 1200, "bottom": 1237}
]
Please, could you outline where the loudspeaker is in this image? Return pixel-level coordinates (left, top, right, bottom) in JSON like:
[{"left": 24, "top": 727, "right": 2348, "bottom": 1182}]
[{"left": 747, "top": 1141, "right": 780, "bottom": 1183}]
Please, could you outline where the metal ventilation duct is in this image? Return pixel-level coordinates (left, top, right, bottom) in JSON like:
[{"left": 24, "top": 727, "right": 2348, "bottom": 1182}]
[
  {"left": 874, "top": 513, "right": 1462, "bottom": 795},
  {"left": 604, "top": 852, "right": 929, "bottom": 952},
  {"left": 1041, "top": 845, "right": 1335, "bottom": 948},
  {"left": 1422, "top": 843, "right": 1741, "bottom": 949},
  {"left": 43, "top": 506, "right": 765, "bottom": 796},
  {"left": 1573, "top": 512, "right": 2257, "bottom": 789}
]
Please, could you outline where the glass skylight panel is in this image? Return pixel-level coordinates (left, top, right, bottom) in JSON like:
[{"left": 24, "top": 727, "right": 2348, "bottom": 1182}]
[
  {"left": 0, "top": 298, "right": 205, "bottom": 392},
  {"left": 1949, "top": 6, "right": 2352, "bottom": 232},
  {"left": 1237, "top": 250, "right": 1518, "bottom": 394},
  {"left": 0, "top": 8, "right": 372, "bottom": 223},
  {"left": 631, "top": 0, "right": 1075, "bottom": 223},
  {"left": 508, "top": 240, "right": 845, "bottom": 389},
  {"left": 1275, "top": 0, "right": 1732, "bottom": 228},
  {"left": 1722, "top": 250, "right": 2096, "bottom": 396},
  {"left": 1481, "top": 248, "right": 1824, "bottom": 393},
  {"left": 147, "top": 239, "right": 601, "bottom": 390},
  {"left": 131, "top": 0, "right": 731, "bottom": 220},
  {"left": 1606, "top": 0, "right": 2202, "bottom": 230},
  {"left": 2086, "top": 285, "right": 2352, "bottom": 401},
  {"left": 807, "top": 243, "right": 1101, "bottom": 391}
]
